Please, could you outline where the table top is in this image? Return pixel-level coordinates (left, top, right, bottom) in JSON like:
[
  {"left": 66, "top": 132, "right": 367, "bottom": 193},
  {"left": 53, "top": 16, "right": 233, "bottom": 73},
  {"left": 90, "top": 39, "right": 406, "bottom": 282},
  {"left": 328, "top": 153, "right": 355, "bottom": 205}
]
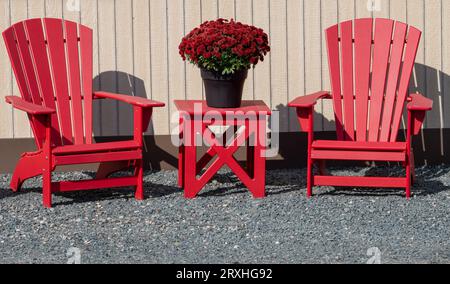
[{"left": 174, "top": 100, "right": 272, "bottom": 115}]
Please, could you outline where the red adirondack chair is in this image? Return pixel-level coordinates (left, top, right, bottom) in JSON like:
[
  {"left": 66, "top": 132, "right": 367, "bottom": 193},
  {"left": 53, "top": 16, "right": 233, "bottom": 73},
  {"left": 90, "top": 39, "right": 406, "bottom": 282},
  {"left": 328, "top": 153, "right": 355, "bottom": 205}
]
[
  {"left": 2, "top": 18, "right": 164, "bottom": 208},
  {"left": 289, "top": 18, "right": 433, "bottom": 198}
]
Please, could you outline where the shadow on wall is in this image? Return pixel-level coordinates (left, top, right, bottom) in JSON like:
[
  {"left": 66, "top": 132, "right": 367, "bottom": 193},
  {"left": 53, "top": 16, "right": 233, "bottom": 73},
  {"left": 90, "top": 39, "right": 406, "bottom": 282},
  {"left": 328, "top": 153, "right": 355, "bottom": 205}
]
[
  {"left": 90, "top": 63, "right": 450, "bottom": 171},
  {"left": 92, "top": 71, "right": 177, "bottom": 171},
  {"left": 409, "top": 63, "right": 450, "bottom": 165},
  {"left": 275, "top": 63, "right": 450, "bottom": 168}
]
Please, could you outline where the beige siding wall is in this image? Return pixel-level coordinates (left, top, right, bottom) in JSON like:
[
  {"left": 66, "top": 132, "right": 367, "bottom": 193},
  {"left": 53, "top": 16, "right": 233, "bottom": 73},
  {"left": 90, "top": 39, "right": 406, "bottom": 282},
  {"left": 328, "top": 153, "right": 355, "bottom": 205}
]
[{"left": 0, "top": 0, "right": 449, "bottom": 138}]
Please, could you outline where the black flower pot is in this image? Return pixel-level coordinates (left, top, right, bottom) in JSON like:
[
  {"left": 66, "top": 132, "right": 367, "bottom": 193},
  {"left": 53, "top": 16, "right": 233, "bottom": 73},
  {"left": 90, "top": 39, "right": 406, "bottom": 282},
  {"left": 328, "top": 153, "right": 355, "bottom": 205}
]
[{"left": 201, "top": 68, "right": 248, "bottom": 108}]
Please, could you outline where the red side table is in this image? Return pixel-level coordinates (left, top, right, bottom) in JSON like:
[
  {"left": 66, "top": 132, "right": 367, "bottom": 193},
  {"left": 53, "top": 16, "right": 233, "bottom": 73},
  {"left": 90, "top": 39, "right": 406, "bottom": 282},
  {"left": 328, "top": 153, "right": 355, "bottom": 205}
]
[{"left": 175, "top": 100, "right": 271, "bottom": 199}]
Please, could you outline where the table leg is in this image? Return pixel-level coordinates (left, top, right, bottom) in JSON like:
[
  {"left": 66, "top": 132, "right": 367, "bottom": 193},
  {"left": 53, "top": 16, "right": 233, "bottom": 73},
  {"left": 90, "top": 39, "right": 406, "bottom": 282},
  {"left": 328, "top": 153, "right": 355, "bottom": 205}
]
[
  {"left": 249, "top": 118, "right": 266, "bottom": 198},
  {"left": 183, "top": 117, "right": 200, "bottom": 198},
  {"left": 178, "top": 116, "right": 185, "bottom": 188},
  {"left": 245, "top": 119, "right": 254, "bottom": 179},
  {"left": 247, "top": 142, "right": 255, "bottom": 179}
]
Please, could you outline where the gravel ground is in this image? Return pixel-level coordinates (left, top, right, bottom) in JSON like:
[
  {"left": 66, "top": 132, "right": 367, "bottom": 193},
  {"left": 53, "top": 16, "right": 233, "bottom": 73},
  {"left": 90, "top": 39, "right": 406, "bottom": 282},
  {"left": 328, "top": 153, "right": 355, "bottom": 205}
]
[{"left": 0, "top": 166, "right": 449, "bottom": 264}]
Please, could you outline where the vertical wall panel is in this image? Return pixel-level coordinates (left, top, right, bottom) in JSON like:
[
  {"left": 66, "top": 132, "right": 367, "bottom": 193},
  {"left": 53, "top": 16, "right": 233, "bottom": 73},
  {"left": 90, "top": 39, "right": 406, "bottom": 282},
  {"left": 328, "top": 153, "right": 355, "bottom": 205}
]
[
  {"left": 407, "top": 0, "right": 426, "bottom": 127},
  {"left": 27, "top": 0, "right": 46, "bottom": 138},
  {"left": 10, "top": 0, "right": 30, "bottom": 138},
  {"left": 339, "top": 0, "right": 355, "bottom": 21},
  {"left": 28, "top": 0, "right": 45, "bottom": 18},
  {"left": 389, "top": 0, "right": 407, "bottom": 133},
  {"left": 390, "top": 0, "right": 407, "bottom": 22},
  {"left": 425, "top": 0, "right": 443, "bottom": 157},
  {"left": 321, "top": 0, "right": 338, "bottom": 131},
  {"left": 168, "top": 0, "right": 187, "bottom": 133},
  {"left": 443, "top": 0, "right": 450, "bottom": 130},
  {"left": 287, "top": 0, "right": 304, "bottom": 132},
  {"left": 270, "top": 0, "right": 288, "bottom": 132},
  {"left": 236, "top": 0, "right": 255, "bottom": 101},
  {"left": 81, "top": 0, "right": 101, "bottom": 136},
  {"left": 132, "top": 0, "right": 152, "bottom": 134},
  {"left": 116, "top": 0, "right": 134, "bottom": 136},
  {"left": 304, "top": 0, "right": 323, "bottom": 131},
  {"left": 63, "top": 0, "right": 81, "bottom": 22},
  {"left": 184, "top": 0, "right": 203, "bottom": 101},
  {"left": 253, "top": 0, "right": 271, "bottom": 107},
  {"left": 219, "top": 0, "right": 235, "bottom": 19},
  {"left": 373, "top": 0, "right": 390, "bottom": 18},
  {"left": 45, "top": 0, "right": 63, "bottom": 18},
  {"left": 424, "top": 0, "right": 443, "bottom": 130},
  {"left": 97, "top": 0, "right": 117, "bottom": 136},
  {"left": 150, "top": 0, "right": 169, "bottom": 135},
  {"left": 200, "top": 0, "right": 218, "bottom": 100},
  {"left": 0, "top": 0, "right": 13, "bottom": 139},
  {"left": 0, "top": 0, "right": 449, "bottom": 139},
  {"left": 202, "top": 0, "right": 219, "bottom": 21},
  {"left": 356, "top": 0, "right": 372, "bottom": 18}
]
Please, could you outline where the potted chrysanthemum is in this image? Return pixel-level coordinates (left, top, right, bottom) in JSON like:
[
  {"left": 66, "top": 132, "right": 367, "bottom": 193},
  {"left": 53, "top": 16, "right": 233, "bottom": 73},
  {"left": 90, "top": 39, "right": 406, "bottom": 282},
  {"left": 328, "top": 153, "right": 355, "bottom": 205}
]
[{"left": 179, "top": 19, "right": 270, "bottom": 108}]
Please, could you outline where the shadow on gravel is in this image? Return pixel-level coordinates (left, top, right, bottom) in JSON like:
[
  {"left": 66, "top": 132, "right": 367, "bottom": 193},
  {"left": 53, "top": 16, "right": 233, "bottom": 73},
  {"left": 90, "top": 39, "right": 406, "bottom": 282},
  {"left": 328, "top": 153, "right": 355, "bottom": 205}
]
[
  {"left": 50, "top": 182, "right": 181, "bottom": 207},
  {"left": 197, "top": 171, "right": 302, "bottom": 198},
  {"left": 0, "top": 188, "right": 17, "bottom": 200},
  {"left": 196, "top": 173, "right": 249, "bottom": 197},
  {"left": 198, "top": 166, "right": 450, "bottom": 198},
  {"left": 51, "top": 182, "right": 181, "bottom": 207},
  {"left": 2, "top": 166, "right": 449, "bottom": 204},
  {"left": 319, "top": 166, "right": 450, "bottom": 197},
  {"left": 0, "top": 172, "right": 181, "bottom": 206}
]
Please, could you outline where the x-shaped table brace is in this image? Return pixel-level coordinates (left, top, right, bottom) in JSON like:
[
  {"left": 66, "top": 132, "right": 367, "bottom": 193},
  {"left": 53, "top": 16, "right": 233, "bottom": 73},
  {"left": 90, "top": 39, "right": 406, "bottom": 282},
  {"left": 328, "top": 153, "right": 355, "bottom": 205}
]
[{"left": 178, "top": 115, "right": 267, "bottom": 199}]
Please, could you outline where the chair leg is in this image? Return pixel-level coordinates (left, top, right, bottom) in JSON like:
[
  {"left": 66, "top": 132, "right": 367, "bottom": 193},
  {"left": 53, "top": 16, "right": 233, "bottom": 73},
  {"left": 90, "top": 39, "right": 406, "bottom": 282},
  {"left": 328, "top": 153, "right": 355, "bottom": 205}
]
[
  {"left": 252, "top": 143, "right": 266, "bottom": 198},
  {"left": 307, "top": 156, "right": 313, "bottom": 198},
  {"left": 410, "top": 151, "right": 416, "bottom": 185},
  {"left": 42, "top": 167, "right": 52, "bottom": 208},
  {"left": 247, "top": 145, "right": 255, "bottom": 179},
  {"left": 135, "top": 159, "right": 144, "bottom": 200},
  {"left": 184, "top": 145, "right": 198, "bottom": 199},
  {"left": 10, "top": 152, "right": 45, "bottom": 192},
  {"left": 406, "top": 156, "right": 411, "bottom": 199},
  {"left": 178, "top": 144, "right": 185, "bottom": 188}
]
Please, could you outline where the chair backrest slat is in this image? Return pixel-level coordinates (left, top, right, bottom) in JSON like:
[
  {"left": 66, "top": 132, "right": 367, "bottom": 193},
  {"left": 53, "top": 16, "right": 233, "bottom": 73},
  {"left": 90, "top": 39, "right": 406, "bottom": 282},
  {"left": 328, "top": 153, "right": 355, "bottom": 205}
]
[
  {"left": 368, "top": 19, "right": 394, "bottom": 142},
  {"left": 3, "top": 26, "right": 45, "bottom": 147},
  {"left": 390, "top": 27, "right": 422, "bottom": 141},
  {"left": 326, "top": 18, "right": 421, "bottom": 142},
  {"left": 379, "top": 22, "right": 407, "bottom": 142},
  {"left": 3, "top": 18, "right": 95, "bottom": 148},
  {"left": 354, "top": 19, "right": 373, "bottom": 142},
  {"left": 2, "top": 28, "right": 32, "bottom": 103},
  {"left": 325, "top": 24, "right": 344, "bottom": 140},
  {"left": 79, "top": 25, "right": 93, "bottom": 144},
  {"left": 64, "top": 20, "right": 84, "bottom": 145},
  {"left": 340, "top": 20, "right": 355, "bottom": 141},
  {"left": 12, "top": 23, "right": 42, "bottom": 106},
  {"left": 44, "top": 18, "right": 73, "bottom": 145},
  {"left": 24, "top": 19, "right": 62, "bottom": 146}
]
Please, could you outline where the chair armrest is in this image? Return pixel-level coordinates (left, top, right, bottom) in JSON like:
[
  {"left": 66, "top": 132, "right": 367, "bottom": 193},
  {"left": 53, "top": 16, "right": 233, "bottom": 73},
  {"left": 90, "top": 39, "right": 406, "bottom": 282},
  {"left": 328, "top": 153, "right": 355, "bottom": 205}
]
[
  {"left": 407, "top": 93, "right": 433, "bottom": 136},
  {"left": 5, "top": 96, "right": 55, "bottom": 115},
  {"left": 288, "top": 92, "right": 330, "bottom": 132},
  {"left": 288, "top": 91, "right": 331, "bottom": 108},
  {"left": 407, "top": 93, "right": 433, "bottom": 111},
  {"left": 94, "top": 91, "right": 165, "bottom": 108}
]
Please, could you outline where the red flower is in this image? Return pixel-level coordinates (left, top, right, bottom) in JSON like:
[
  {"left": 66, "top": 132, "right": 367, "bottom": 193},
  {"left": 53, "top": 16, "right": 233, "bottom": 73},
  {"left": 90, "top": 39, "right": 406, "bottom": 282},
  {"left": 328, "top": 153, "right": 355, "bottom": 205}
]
[{"left": 179, "top": 19, "right": 270, "bottom": 72}]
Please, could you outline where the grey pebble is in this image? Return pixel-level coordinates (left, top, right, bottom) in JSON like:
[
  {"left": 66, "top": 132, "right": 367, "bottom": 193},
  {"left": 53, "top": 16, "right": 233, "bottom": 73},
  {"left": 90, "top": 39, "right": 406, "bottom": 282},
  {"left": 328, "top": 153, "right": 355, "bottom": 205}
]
[{"left": 0, "top": 166, "right": 449, "bottom": 264}]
